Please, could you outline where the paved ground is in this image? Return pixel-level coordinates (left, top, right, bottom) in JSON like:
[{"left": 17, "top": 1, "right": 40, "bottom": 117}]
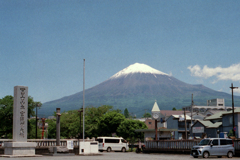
[{"left": 0, "top": 152, "right": 239, "bottom": 160}]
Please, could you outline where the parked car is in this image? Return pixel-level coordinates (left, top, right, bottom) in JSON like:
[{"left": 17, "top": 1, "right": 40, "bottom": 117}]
[
  {"left": 191, "top": 138, "right": 235, "bottom": 158},
  {"left": 96, "top": 137, "right": 129, "bottom": 152}
]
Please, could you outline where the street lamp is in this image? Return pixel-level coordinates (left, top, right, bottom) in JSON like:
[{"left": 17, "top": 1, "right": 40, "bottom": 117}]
[{"left": 230, "top": 83, "right": 238, "bottom": 137}]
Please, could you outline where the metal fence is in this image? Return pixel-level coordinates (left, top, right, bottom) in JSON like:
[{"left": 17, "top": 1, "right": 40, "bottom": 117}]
[
  {"left": 0, "top": 138, "right": 95, "bottom": 148},
  {"left": 145, "top": 139, "right": 240, "bottom": 151}
]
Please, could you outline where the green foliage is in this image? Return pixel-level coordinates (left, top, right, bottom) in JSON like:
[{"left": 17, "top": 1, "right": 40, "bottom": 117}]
[
  {"left": 27, "top": 119, "right": 42, "bottom": 139},
  {"left": 124, "top": 108, "right": 130, "bottom": 118},
  {"left": 0, "top": 95, "right": 14, "bottom": 138},
  {"left": 60, "top": 110, "right": 81, "bottom": 138},
  {"left": 117, "top": 119, "right": 147, "bottom": 140},
  {"left": 46, "top": 105, "right": 114, "bottom": 139},
  {"left": 142, "top": 112, "right": 151, "bottom": 118},
  {"left": 172, "top": 107, "right": 176, "bottom": 110},
  {"left": 0, "top": 95, "right": 41, "bottom": 138},
  {"left": 46, "top": 118, "right": 56, "bottom": 139},
  {"left": 228, "top": 129, "right": 234, "bottom": 137},
  {"left": 98, "top": 111, "right": 125, "bottom": 136},
  {"left": 85, "top": 105, "right": 113, "bottom": 138},
  {"left": 46, "top": 105, "right": 148, "bottom": 139}
]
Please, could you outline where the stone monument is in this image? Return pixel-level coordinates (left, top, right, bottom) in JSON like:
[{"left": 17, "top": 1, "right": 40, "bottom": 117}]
[{"left": 4, "top": 86, "right": 37, "bottom": 157}]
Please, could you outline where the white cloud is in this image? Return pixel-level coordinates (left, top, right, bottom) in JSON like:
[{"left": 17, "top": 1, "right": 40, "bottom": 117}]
[
  {"left": 188, "top": 63, "right": 240, "bottom": 82},
  {"left": 234, "top": 88, "right": 240, "bottom": 94}
]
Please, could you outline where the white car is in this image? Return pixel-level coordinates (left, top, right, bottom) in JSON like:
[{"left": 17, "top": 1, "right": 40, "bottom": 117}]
[{"left": 96, "top": 137, "right": 129, "bottom": 152}]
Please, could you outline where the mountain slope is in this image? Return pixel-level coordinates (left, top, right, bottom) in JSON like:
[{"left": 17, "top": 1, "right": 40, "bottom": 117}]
[{"left": 39, "top": 63, "right": 240, "bottom": 117}]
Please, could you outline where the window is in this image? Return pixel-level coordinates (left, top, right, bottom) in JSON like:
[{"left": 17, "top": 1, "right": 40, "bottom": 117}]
[
  {"left": 229, "top": 117, "right": 233, "bottom": 124},
  {"left": 121, "top": 139, "right": 127, "bottom": 143},
  {"left": 105, "top": 139, "right": 119, "bottom": 143},
  {"left": 212, "top": 139, "right": 218, "bottom": 146},
  {"left": 96, "top": 139, "right": 103, "bottom": 143},
  {"left": 149, "top": 122, "right": 152, "bottom": 124},
  {"left": 220, "top": 139, "right": 226, "bottom": 145},
  {"left": 226, "top": 140, "right": 233, "bottom": 145}
]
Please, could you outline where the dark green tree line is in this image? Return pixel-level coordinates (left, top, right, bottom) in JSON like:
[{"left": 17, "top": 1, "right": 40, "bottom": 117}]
[{"left": 0, "top": 95, "right": 42, "bottom": 138}]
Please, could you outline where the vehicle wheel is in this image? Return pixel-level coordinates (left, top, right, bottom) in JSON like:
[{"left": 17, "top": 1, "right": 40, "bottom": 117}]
[
  {"left": 203, "top": 151, "right": 209, "bottom": 158},
  {"left": 227, "top": 151, "right": 233, "bottom": 158},
  {"left": 121, "top": 147, "right": 126, "bottom": 152},
  {"left": 193, "top": 156, "right": 198, "bottom": 158},
  {"left": 107, "top": 147, "right": 111, "bottom": 152},
  {"left": 217, "top": 156, "right": 222, "bottom": 158},
  {"left": 99, "top": 150, "right": 103, "bottom": 152},
  {"left": 136, "top": 148, "right": 141, "bottom": 153}
]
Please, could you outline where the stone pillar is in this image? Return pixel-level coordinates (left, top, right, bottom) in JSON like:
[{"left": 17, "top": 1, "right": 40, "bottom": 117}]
[
  {"left": 56, "top": 108, "right": 61, "bottom": 146},
  {"left": 4, "top": 86, "right": 37, "bottom": 157},
  {"left": 13, "top": 86, "right": 28, "bottom": 142}
]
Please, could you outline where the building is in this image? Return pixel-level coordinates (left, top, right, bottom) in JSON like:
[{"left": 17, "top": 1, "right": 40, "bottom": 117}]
[{"left": 166, "top": 114, "right": 192, "bottom": 139}]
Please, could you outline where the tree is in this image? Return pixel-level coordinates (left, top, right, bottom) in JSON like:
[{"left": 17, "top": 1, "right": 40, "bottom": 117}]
[
  {"left": 124, "top": 108, "right": 130, "bottom": 118},
  {"left": 142, "top": 112, "right": 151, "bottom": 118},
  {"left": 46, "top": 118, "right": 56, "bottom": 139},
  {"left": 46, "top": 105, "right": 115, "bottom": 139},
  {"left": 0, "top": 95, "right": 42, "bottom": 138},
  {"left": 85, "top": 105, "right": 113, "bottom": 138},
  {"left": 172, "top": 107, "right": 177, "bottom": 111},
  {"left": 28, "top": 118, "right": 42, "bottom": 139},
  {"left": 117, "top": 119, "right": 147, "bottom": 142},
  {"left": 99, "top": 111, "right": 125, "bottom": 136}
]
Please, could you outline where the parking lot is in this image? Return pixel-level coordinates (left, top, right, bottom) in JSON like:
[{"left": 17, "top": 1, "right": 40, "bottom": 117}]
[{"left": 1, "top": 152, "right": 240, "bottom": 160}]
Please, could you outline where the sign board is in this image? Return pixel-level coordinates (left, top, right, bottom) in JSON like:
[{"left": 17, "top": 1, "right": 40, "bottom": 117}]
[
  {"left": 192, "top": 127, "right": 204, "bottom": 133},
  {"left": 234, "top": 127, "right": 236, "bottom": 132},
  {"left": 67, "top": 140, "right": 74, "bottom": 150}
]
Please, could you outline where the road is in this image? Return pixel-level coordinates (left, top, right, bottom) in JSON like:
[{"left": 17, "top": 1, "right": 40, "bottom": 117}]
[{"left": 0, "top": 152, "right": 239, "bottom": 160}]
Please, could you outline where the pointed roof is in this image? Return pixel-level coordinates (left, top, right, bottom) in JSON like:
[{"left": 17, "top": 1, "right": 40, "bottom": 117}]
[{"left": 151, "top": 100, "right": 160, "bottom": 112}]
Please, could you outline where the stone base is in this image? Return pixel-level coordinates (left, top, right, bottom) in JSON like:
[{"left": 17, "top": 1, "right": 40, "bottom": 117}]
[
  {"left": 48, "top": 146, "right": 74, "bottom": 156},
  {"left": 49, "top": 146, "right": 69, "bottom": 153},
  {"left": 4, "top": 142, "right": 37, "bottom": 156}
]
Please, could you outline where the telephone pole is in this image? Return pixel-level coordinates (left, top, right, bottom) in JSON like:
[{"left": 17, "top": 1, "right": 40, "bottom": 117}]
[{"left": 230, "top": 83, "right": 238, "bottom": 137}]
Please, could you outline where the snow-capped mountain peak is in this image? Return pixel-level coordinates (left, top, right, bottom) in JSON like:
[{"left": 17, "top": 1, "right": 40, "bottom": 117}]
[{"left": 110, "top": 63, "right": 168, "bottom": 79}]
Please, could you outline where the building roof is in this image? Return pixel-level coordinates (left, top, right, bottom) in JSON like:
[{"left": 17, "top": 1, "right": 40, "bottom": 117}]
[
  {"left": 152, "top": 101, "right": 160, "bottom": 112},
  {"left": 221, "top": 107, "right": 240, "bottom": 115},
  {"left": 204, "top": 110, "right": 229, "bottom": 120},
  {"left": 160, "top": 110, "right": 189, "bottom": 117},
  {"left": 172, "top": 114, "right": 191, "bottom": 120},
  {"left": 194, "top": 120, "right": 222, "bottom": 128},
  {"left": 135, "top": 128, "right": 178, "bottom": 132}
]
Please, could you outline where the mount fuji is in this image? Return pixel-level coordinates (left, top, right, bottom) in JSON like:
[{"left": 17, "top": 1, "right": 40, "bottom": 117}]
[{"left": 39, "top": 63, "right": 240, "bottom": 117}]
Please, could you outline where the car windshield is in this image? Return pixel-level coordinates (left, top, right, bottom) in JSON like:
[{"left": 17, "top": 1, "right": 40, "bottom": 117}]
[{"left": 198, "top": 139, "right": 211, "bottom": 146}]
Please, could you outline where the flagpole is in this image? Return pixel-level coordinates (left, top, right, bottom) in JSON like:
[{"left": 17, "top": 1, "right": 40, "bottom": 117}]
[{"left": 83, "top": 59, "right": 85, "bottom": 142}]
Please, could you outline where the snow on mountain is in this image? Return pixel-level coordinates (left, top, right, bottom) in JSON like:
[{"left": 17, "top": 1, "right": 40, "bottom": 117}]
[{"left": 110, "top": 63, "right": 168, "bottom": 79}]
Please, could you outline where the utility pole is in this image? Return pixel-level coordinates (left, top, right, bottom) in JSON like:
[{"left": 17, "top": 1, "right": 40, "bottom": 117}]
[
  {"left": 184, "top": 108, "right": 187, "bottom": 139},
  {"left": 191, "top": 94, "right": 194, "bottom": 136},
  {"left": 230, "top": 83, "right": 238, "bottom": 137},
  {"left": 155, "top": 119, "right": 158, "bottom": 141}
]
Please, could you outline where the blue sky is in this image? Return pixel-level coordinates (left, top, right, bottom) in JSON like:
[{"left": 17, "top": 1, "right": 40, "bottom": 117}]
[{"left": 1, "top": 0, "right": 240, "bottom": 103}]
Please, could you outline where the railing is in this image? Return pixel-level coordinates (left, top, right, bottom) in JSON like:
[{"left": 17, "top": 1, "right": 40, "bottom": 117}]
[
  {"left": 145, "top": 139, "right": 240, "bottom": 152},
  {"left": 145, "top": 139, "right": 201, "bottom": 151},
  {"left": 0, "top": 138, "right": 95, "bottom": 148}
]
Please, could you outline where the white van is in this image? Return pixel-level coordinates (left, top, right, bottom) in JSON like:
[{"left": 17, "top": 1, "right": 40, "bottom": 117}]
[{"left": 96, "top": 137, "right": 129, "bottom": 152}]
